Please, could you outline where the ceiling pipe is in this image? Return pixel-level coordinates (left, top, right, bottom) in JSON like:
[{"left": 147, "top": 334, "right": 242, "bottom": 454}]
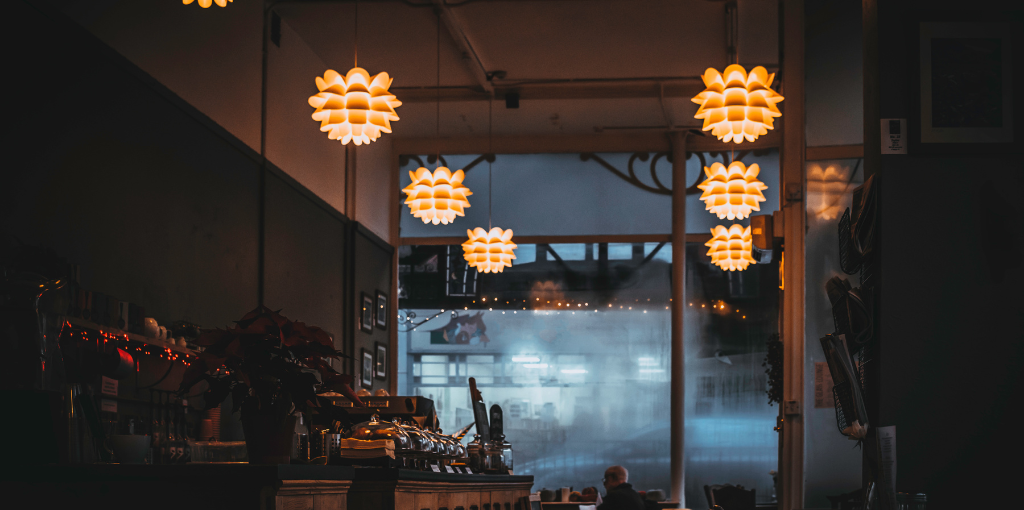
[{"left": 432, "top": 0, "right": 495, "bottom": 94}]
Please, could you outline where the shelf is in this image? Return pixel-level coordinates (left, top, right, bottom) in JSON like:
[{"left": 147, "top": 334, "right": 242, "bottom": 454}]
[{"left": 65, "top": 316, "right": 196, "bottom": 357}]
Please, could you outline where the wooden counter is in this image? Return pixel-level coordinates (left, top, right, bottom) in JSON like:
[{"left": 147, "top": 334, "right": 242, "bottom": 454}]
[
  {"left": 350, "top": 468, "right": 534, "bottom": 510},
  {"left": 1, "top": 465, "right": 533, "bottom": 510}
]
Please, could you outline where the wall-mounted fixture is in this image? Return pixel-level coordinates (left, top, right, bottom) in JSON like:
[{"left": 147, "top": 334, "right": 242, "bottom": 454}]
[
  {"left": 463, "top": 227, "right": 517, "bottom": 274},
  {"left": 705, "top": 224, "right": 756, "bottom": 271},
  {"left": 308, "top": 68, "right": 401, "bottom": 146},
  {"left": 402, "top": 167, "right": 472, "bottom": 225},
  {"left": 183, "top": 0, "right": 231, "bottom": 8},
  {"left": 692, "top": 65, "right": 783, "bottom": 144},
  {"left": 697, "top": 161, "right": 768, "bottom": 220}
]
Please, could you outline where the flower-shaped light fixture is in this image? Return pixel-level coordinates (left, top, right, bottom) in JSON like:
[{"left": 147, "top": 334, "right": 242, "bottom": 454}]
[
  {"left": 183, "top": 0, "right": 231, "bottom": 7},
  {"left": 806, "top": 164, "right": 852, "bottom": 220},
  {"left": 402, "top": 167, "right": 473, "bottom": 225},
  {"left": 463, "top": 227, "right": 517, "bottom": 274},
  {"left": 692, "top": 65, "right": 784, "bottom": 144},
  {"left": 697, "top": 161, "right": 768, "bottom": 220},
  {"left": 308, "top": 68, "right": 402, "bottom": 146},
  {"left": 705, "top": 224, "right": 756, "bottom": 271}
]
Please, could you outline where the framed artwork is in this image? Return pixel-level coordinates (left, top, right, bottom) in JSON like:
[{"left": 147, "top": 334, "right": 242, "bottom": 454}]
[
  {"left": 374, "top": 342, "right": 387, "bottom": 380},
  {"left": 913, "top": 19, "right": 1020, "bottom": 154},
  {"left": 361, "top": 349, "right": 374, "bottom": 388},
  {"left": 375, "top": 290, "right": 388, "bottom": 330},
  {"left": 360, "top": 292, "right": 374, "bottom": 333}
]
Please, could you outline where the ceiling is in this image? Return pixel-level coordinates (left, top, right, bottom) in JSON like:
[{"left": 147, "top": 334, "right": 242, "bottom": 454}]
[{"left": 278, "top": 0, "right": 777, "bottom": 138}]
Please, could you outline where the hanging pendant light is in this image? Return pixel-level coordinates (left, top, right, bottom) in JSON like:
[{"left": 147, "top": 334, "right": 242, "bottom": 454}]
[
  {"left": 692, "top": 65, "right": 783, "bottom": 144},
  {"left": 308, "top": 1, "right": 400, "bottom": 146},
  {"left": 705, "top": 224, "right": 756, "bottom": 271},
  {"left": 403, "top": 167, "right": 472, "bottom": 225},
  {"left": 463, "top": 227, "right": 517, "bottom": 274},
  {"left": 308, "top": 68, "right": 401, "bottom": 146},
  {"left": 183, "top": 0, "right": 231, "bottom": 7},
  {"left": 697, "top": 161, "right": 768, "bottom": 220}
]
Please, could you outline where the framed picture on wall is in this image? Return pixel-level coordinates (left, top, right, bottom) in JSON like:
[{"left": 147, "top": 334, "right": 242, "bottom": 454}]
[
  {"left": 360, "top": 292, "right": 374, "bottom": 333},
  {"left": 361, "top": 349, "right": 374, "bottom": 388},
  {"left": 374, "top": 342, "right": 387, "bottom": 380},
  {"left": 913, "top": 18, "right": 1020, "bottom": 154},
  {"left": 375, "top": 290, "right": 388, "bottom": 330}
]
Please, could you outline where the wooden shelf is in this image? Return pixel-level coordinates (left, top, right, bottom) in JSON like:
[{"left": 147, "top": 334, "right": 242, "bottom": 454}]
[{"left": 65, "top": 316, "right": 196, "bottom": 356}]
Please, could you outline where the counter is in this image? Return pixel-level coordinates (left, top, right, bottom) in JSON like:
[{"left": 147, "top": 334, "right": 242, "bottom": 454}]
[{"left": 1, "top": 465, "right": 533, "bottom": 510}]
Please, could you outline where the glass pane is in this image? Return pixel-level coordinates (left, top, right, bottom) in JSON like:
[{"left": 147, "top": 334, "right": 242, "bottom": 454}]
[
  {"left": 607, "top": 243, "right": 634, "bottom": 260},
  {"left": 803, "top": 158, "right": 864, "bottom": 507},
  {"left": 683, "top": 241, "right": 780, "bottom": 506},
  {"left": 399, "top": 151, "right": 780, "bottom": 237},
  {"left": 549, "top": 244, "right": 587, "bottom": 261}
]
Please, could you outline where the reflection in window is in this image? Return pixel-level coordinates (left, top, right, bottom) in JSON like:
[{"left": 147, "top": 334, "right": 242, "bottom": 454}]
[{"left": 399, "top": 241, "right": 780, "bottom": 504}]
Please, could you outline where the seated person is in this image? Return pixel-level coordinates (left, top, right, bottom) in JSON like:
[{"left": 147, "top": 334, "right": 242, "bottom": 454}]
[{"left": 597, "top": 465, "right": 646, "bottom": 510}]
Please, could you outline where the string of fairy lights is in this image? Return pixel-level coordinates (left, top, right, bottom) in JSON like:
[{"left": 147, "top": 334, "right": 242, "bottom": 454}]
[{"left": 62, "top": 320, "right": 196, "bottom": 368}]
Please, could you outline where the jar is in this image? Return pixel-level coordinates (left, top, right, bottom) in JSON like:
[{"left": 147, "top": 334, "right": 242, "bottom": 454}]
[
  {"left": 483, "top": 439, "right": 504, "bottom": 474},
  {"left": 467, "top": 434, "right": 484, "bottom": 473},
  {"left": 500, "top": 439, "right": 513, "bottom": 474}
]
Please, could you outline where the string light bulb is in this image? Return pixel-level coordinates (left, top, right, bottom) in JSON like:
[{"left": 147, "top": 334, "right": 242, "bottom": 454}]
[
  {"left": 183, "top": 0, "right": 231, "bottom": 7},
  {"left": 697, "top": 161, "right": 768, "bottom": 220},
  {"left": 402, "top": 167, "right": 472, "bottom": 224},
  {"left": 705, "top": 224, "right": 756, "bottom": 271},
  {"left": 308, "top": 68, "right": 401, "bottom": 145},
  {"left": 463, "top": 227, "right": 517, "bottom": 273},
  {"left": 692, "top": 65, "right": 783, "bottom": 144}
]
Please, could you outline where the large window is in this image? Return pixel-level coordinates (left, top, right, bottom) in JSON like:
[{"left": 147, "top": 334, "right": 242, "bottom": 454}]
[{"left": 398, "top": 151, "right": 781, "bottom": 505}]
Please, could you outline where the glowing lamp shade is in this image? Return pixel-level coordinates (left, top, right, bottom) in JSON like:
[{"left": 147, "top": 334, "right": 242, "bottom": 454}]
[
  {"left": 402, "top": 167, "right": 473, "bottom": 225},
  {"left": 692, "top": 65, "right": 784, "bottom": 144},
  {"left": 308, "top": 68, "right": 402, "bottom": 146},
  {"left": 705, "top": 224, "right": 756, "bottom": 271},
  {"left": 463, "top": 227, "right": 517, "bottom": 274},
  {"left": 183, "top": 0, "right": 231, "bottom": 7},
  {"left": 697, "top": 161, "right": 768, "bottom": 220}
]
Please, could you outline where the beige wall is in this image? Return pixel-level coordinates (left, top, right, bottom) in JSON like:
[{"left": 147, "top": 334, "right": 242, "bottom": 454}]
[
  {"left": 78, "top": 0, "right": 263, "bottom": 151},
  {"left": 64, "top": 0, "right": 395, "bottom": 242},
  {"left": 265, "top": 17, "right": 348, "bottom": 213}
]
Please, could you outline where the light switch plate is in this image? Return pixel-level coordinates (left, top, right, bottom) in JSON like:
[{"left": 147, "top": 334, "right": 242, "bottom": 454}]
[{"left": 784, "top": 400, "right": 801, "bottom": 416}]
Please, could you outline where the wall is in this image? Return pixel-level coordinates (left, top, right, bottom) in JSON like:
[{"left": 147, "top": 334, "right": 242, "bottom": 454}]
[
  {"left": 351, "top": 225, "right": 395, "bottom": 393},
  {"left": 871, "top": 1, "right": 1024, "bottom": 508},
  {"left": 4, "top": 0, "right": 394, "bottom": 390},
  {"left": 802, "top": 1, "right": 865, "bottom": 507},
  {"left": 53, "top": 0, "right": 395, "bottom": 242}
]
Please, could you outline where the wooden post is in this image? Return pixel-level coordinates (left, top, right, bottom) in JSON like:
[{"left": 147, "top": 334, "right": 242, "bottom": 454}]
[
  {"left": 781, "top": 0, "right": 806, "bottom": 509},
  {"left": 670, "top": 131, "right": 687, "bottom": 506}
]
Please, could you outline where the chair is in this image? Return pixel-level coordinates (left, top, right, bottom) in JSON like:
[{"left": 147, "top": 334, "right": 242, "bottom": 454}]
[{"left": 703, "top": 484, "right": 756, "bottom": 510}]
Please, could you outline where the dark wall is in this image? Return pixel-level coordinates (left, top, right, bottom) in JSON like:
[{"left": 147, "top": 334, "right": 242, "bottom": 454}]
[
  {"left": 871, "top": 2, "right": 1024, "bottom": 508},
  {"left": 264, "top": 171, "right": 347, "bottom": 352},
  {"left": 2, "top": 1, "right": 394, "bottom": 391},
  {"left": 3, "top": 0, "right": 258, "bottom": 329},
  {"left": 351, "top": 225, "right": 395, "bottom": 394}
]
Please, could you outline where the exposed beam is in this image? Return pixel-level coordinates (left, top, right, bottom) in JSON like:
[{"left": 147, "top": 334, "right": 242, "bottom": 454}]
[
  {"left": 433, "top": 0, "right": 494, "bottom": 93},
  {"left": 392, "top": 78, "right": 705, "bottom": 103},
  {"left": 780, "top": 1, "right": 806, "bottom": 510},
  {"left": 399, "top": 234, "right": 713, "bottom": 246},
  {"left": 393, "top": 129, "right": 781, "bottom": 156},
  {"left": 805, "top": 144, "right": 864, "bottom": 161}
]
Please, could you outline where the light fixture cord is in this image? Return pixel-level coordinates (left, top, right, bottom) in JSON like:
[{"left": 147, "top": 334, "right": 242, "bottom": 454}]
[
  {"left": 354, "top": 0, "right": 358, "bottom": 67},
  {"left": 488, "top": 96, "right": 493, "bottom": 230},
  {"left": 436, "top": 8, "right": 441, "bottom": 161}
]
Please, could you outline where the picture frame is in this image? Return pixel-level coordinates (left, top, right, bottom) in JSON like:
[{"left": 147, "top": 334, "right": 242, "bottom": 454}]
[
  {"left": 375, "top": 290, "right": 388, "bottom": 330},
  {"left": 374, "top": 342, "right": 387, "bottom": 380},
  {"left": 911, "top": 17, "right": 1021, "bottom": 154},
  {"left": 361, "top": 349, "right": 374, "bottom": 388},
  {"left": 360, "top": 292, "right": 374, "bottom": 333}
]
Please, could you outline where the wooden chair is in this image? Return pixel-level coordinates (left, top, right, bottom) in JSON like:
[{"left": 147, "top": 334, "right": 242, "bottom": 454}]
[{"left": 703, "top": 484, "right": 756, "bottom": 510}]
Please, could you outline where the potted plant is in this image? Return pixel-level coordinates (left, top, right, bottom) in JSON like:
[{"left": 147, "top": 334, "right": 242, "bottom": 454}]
[{"left": 179, "top": 305, "right": 361, "bottom": 464}]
